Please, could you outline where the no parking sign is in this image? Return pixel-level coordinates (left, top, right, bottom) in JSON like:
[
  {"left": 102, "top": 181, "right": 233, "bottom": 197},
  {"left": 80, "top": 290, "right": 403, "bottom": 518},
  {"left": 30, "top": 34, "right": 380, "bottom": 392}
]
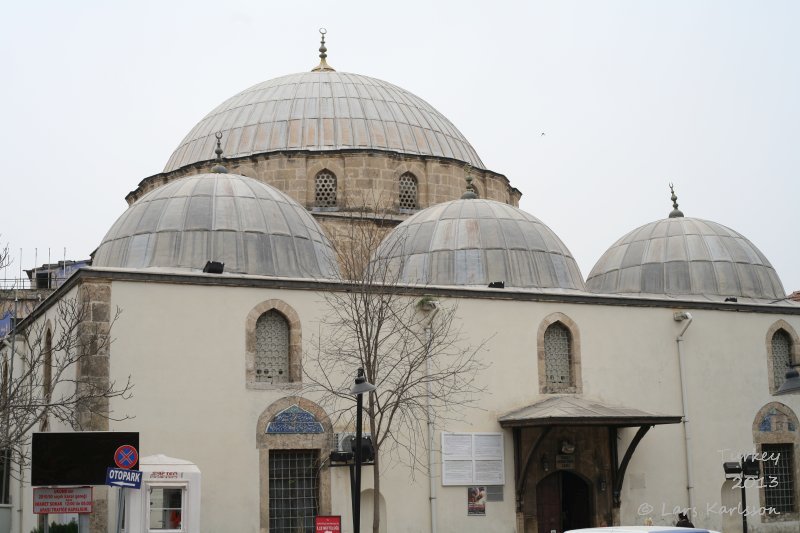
[{"left": 114, "top": 444, "right": 138, "bottom": 469}]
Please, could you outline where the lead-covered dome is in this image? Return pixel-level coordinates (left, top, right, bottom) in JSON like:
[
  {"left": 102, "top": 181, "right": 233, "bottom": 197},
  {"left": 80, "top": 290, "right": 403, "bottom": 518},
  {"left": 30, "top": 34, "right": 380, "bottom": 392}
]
[
  {"left": 373, "top": 198, "right": 585, "bottom": 290},
  {"left": 93, "top": 173, "right": 338, "bottom": 279},
  {"left": 586, "top": 216, "right": 785, "bottom": 301},
  {"left": 164, "top": 70, "right": 485, "bottom": 172}
]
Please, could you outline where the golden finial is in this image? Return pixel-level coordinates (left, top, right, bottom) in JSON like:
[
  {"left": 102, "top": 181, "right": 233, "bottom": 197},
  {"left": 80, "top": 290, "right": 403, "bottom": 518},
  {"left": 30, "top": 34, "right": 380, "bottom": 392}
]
[{"left": 311, "top": 28, "right": 335, "bottom": 72}]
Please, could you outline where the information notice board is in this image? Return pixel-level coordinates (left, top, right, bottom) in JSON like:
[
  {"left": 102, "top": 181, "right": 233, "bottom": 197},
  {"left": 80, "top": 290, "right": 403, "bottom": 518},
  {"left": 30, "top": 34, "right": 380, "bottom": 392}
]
[
  {"left": 33, "top": 487, "right": 93, "bottom": 514},
  {"left": 441, "top": 432, "right": 504, "bottom": 486}
]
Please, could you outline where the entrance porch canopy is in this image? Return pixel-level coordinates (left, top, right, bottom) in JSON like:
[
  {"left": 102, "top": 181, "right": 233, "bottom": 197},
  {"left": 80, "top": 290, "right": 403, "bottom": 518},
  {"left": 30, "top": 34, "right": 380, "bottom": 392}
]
[
  {"left": 498, "top": 396, "right": 682, "bottom": 508},
  {"left": 498, "top": 395, "right": 682, "bottom": 428}
]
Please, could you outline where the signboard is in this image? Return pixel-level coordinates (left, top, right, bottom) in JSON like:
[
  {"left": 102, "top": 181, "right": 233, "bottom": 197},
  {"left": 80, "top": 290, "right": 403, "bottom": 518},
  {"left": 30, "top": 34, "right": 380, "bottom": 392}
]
[
  {"left": 106, "top": 467, "right": 142, "bottom": 489},
  {"left": 315, "top": 516, "right": 341, "bottom": 533},
  {"left": 33, "top": 487, "right": 93, "bottom": 514},
  {"left": 32, "top": 432, "right": 139, "bottom": 486},
  {"left": 556, "top": 454, "right": 575, "bottom": 470},
  {"left": 114, "top": 444, "right": 138, "bottom": 469},
  {"left": 441, "top": 433, "right": 505, "bottom": 486}
]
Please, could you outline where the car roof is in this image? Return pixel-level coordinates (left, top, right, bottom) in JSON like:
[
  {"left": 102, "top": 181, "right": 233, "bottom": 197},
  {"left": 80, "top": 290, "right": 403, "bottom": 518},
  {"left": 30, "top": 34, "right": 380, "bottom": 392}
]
[{"left": 566, "top": 528, "right": 720, "bottom": 533}]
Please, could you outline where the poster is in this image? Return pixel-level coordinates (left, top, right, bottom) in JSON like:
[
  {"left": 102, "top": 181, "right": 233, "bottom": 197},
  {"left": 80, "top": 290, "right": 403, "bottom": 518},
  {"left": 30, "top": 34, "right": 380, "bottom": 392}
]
[
  {"left": 442, "top": 432, "right": 505, "bottom": 485},
  {"left": 467, "top": 486, "right": 487, "bottom": 516}
]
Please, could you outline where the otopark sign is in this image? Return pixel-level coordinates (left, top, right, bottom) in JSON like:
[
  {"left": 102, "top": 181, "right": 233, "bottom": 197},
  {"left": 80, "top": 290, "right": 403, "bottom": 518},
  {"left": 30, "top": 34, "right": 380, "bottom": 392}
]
[{"left": 106, "top": 444, "right": 143, "bottom": 489}]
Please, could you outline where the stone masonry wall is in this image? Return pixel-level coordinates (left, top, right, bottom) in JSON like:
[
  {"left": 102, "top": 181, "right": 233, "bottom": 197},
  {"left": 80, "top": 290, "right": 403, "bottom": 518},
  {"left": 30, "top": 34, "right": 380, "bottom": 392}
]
[
  {"left": 127, "top": 151, "right": 521, "bottom": 210},
  {"left": 75, "top": 279, "right": 113, "bottom": 533}
]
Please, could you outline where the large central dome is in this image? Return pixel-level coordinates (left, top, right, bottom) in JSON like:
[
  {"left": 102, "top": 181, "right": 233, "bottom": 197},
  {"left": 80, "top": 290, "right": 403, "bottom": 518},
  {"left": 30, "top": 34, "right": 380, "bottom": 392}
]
[{"left": 164, "top": 70, "right": 485, "bottom": 172}]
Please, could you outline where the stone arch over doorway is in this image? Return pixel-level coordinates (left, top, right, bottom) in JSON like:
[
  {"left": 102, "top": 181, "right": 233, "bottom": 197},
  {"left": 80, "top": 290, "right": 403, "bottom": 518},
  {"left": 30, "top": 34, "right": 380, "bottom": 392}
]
[{"left": 536, "top": 470, "right": 594, "bottom": 533}]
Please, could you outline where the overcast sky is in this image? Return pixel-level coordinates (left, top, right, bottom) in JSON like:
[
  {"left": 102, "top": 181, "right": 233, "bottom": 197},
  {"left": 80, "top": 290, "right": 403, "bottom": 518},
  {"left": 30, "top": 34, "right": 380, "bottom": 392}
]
[{"left": 2, "top": 0, "right": 798, "bottom": 293}]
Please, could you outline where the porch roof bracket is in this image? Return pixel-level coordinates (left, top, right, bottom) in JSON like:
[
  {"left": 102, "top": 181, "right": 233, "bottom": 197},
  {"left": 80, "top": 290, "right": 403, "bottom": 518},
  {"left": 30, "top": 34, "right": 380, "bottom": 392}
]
[
  {"left": 612, "top": 424, "right": 652, "bottom": 507},
  {"left": 515, "top": 426, "right": 552, "bottom": 511}
]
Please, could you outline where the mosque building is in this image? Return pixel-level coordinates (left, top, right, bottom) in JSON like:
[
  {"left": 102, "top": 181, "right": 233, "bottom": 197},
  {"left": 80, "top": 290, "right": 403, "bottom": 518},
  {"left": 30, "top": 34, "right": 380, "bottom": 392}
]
[{"left": 3, "top": 32, "right": 799, "bottom": 533}]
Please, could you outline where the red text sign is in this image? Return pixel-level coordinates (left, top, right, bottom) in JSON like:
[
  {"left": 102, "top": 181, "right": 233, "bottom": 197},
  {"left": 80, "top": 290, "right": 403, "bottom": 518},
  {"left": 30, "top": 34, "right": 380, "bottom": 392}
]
[
  {"left": 33, "top": 487, "right": 93, "bottom": 514},
  {"left": 315, "top": 515, "right": 341, "bottom": 533}
]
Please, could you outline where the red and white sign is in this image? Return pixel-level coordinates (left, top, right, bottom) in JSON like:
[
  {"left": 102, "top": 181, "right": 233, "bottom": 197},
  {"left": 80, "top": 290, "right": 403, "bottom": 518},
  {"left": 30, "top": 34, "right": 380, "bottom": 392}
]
[
  {"left": 33, "top": 487, "right": 93, "bottom": 514},
  {"left": 114, "top": 444, "right": 138, "bottom": 469},
  {"left": 315, "top": 515, "right": 341, "bottom": 533}
]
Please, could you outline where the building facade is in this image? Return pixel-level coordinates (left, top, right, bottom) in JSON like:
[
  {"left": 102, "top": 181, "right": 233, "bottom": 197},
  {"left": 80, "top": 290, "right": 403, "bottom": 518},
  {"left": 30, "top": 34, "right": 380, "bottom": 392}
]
[{"left": 3, "top": 37, "right": 799, "bottom": 533}]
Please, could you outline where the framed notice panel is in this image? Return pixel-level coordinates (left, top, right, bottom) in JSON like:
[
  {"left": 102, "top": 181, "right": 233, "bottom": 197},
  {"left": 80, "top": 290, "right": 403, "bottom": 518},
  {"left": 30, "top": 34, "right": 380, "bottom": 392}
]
[{"left": 441, "top": 432, "right": 504, "bottom": 486}]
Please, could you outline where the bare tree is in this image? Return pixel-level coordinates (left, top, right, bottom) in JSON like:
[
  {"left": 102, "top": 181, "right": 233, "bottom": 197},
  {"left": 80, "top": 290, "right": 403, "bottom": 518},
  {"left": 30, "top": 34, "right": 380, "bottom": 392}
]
[
  {"left": 304, "top": 205, "right": 489, "bottom": 533},
  {"left": 0, "top": 287, "right": 132, "bottom": 484}
]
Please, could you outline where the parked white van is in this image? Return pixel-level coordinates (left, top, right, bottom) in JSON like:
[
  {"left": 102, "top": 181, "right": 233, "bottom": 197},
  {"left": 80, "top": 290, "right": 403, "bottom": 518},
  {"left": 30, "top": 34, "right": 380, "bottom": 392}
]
[{"left": 566, "top": 527, "right": 721, "bottom": 533}]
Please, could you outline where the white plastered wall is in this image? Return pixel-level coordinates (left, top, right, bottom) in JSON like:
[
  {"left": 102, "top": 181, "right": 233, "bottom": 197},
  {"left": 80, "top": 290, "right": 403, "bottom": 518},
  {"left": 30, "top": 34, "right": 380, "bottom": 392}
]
[{"left": 99, "top": 278, "right": 800, "bottom": 533}]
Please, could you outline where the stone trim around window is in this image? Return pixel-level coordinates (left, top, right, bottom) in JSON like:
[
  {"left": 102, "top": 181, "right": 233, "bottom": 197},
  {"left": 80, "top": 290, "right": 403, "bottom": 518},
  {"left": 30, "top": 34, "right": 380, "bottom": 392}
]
[
  {"left": 766, "top": 320, "right": 800, "bottom": 395},
  {"left": 751, "top": 402, "right": 800, "bottom": 522},
  {"left": 245, "top": 299, "right": 302, "bottom": 389},
  {"left": 256, "top": 396, "right": 333, "bottom": 529},
  {"left": 392, "top": 162, "right": 426, "bottom": 211},
  {"left": 537, "top": 312, "right": 582, "bottom": 394}
]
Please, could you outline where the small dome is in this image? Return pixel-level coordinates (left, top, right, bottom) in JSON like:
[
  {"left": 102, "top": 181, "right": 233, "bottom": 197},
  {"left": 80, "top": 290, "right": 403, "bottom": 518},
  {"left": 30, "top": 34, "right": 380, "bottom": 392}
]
[
  {"left": 374, "top": 199, "right": 586, "bottom": 290},
  {"left": 94, "top": 174, "right": 338, "bottom": 279},
  {"left": 164, "top": 71, "right": 484, "bottom": 172},
  {"left": 586, "top": 217, "right": 785, "bottom": 301}
]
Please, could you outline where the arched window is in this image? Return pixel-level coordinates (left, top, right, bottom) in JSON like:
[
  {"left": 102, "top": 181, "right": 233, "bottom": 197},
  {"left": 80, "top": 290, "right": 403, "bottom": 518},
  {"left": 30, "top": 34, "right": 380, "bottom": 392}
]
[
  {"left": 767, "top": 322, "right": 799, "bottom": 394},
  {"left": 772, "top": 330, "right": 792, "bottom": 390},
  {"left": 398, "top": 173, "right": 418, "bottom": 211},
  {"left": 752, "top": 403, "right": 799, "bottom": 520},
  {"left": 544, "top": 323, "right": 572, "bottom": 387},
  {"left": 246, "top": 299, "right": 302, "bottom": 388},
  {"left": 255, "top": 311, "right": 290, "bottom": 384},
  {"left": 538, "top": 313, "right": 582, "bottom": 394},
  {"left": 314, "top": 170, "right": 337, "bottom": 209},
  {"left": 257, "top": 398, "right": 333, "bottom": 532}
]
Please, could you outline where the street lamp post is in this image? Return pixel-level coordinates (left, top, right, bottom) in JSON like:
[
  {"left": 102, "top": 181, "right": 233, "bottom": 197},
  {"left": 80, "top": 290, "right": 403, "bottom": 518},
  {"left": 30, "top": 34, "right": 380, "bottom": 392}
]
[
  {"left": 350, "top": 368, "right": 376, "bottom": 533},
  {"left": 723, "top": 455, "right": 759, "bottom": 533}
]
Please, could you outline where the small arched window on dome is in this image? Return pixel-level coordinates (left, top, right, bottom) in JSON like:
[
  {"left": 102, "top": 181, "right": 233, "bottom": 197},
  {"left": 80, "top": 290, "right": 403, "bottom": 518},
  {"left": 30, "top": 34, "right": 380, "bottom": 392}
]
[
  {"left": 255, "top": 311, "right": 290, "bottom": 384},
  {"left": 314, "top": 170, "right": 338, "bottom": 210},
  {"left": 544, "top": 323, "right": 572, "bottom": 390},
  {"left": 399, "top": 173, "right": 418, "bottom": 212},
  {"left": 772, "top": 329, "right": 793, "bottom": 391}
]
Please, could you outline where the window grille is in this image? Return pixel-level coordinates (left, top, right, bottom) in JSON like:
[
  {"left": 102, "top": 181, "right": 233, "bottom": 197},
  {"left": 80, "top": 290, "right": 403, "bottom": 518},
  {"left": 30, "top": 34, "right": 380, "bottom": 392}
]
[
  {"left": 255, "top": 311, "right": 289, "bottom": 383},
  {"left": 399, "top": 173, "right": 418, "bottom": 211},
  {"left": 544, "top": 323, "right": 572, "bottom": 386},
  {"left": 772, "top": 330, "right": 792, "bottom": 390},
  {"left": 762, "top": 443, "right": 796, "bottom": 514},
  {"left": 314, "top": 171, "right": 337, "bottom": 208},
  {"left": 269, "top": 450, "right": 319, "bottom": 533}
]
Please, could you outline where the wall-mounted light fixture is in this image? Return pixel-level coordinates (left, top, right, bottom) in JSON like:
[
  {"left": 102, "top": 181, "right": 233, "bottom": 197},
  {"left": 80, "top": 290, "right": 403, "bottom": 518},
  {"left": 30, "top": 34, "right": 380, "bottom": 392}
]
[{"left": 540, "top": 454, "right": 550, "bottom": 472}]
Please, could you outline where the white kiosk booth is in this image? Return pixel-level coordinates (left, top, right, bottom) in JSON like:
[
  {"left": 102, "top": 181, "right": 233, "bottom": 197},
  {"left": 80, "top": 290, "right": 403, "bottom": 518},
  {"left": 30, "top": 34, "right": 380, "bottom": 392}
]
[{"left": 123, "top": 455, "right": 200, "bottom": 533}]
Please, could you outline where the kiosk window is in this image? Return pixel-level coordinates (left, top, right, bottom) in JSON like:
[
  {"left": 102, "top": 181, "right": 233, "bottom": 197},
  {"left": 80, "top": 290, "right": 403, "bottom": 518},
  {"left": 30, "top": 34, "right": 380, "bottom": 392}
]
[{"left": 149, "top": 486, "right": 184, "bottom": 531}]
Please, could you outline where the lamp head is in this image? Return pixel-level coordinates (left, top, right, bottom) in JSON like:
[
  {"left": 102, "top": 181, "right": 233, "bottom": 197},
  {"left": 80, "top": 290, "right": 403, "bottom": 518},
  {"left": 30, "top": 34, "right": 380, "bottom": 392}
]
[{"left": 351, "top": 367, "right": 376, "bottom": 395}]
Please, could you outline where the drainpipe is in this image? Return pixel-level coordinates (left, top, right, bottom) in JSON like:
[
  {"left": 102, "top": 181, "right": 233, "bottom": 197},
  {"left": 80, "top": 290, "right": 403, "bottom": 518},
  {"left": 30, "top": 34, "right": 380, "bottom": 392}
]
[
  {"left": 421, "top": 301, "right": 440, "bottom": 533},
  {"left": 673, "top": 311, "right": 694, "bottom": 513}
]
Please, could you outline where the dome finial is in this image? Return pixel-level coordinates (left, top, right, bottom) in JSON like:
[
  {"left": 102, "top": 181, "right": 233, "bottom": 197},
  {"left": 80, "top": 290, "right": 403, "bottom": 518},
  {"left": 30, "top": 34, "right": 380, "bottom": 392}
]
[
  {"left": 461, "top": 165, "right": 478, "bottom": 200},
  {"left": 668, "top": 182, "right": 684, "bottom": 218},
  {"left": 311, "top": 28, "right": 336, "bottom": 72},
  {"left": 211, "top": 131, "right": 229, "bottom": 174}
]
